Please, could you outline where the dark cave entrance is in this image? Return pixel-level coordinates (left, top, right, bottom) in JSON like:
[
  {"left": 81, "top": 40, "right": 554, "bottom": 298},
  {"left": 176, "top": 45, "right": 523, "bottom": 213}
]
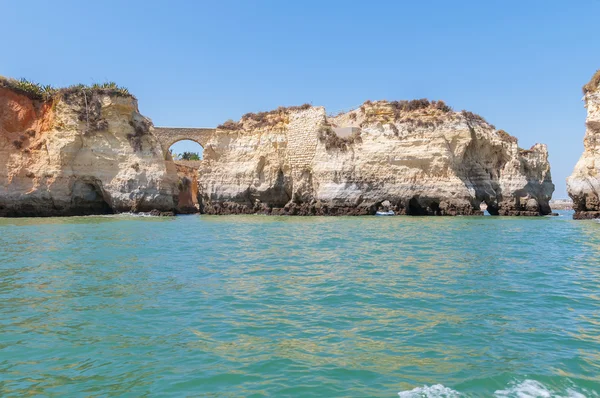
[
  {"left": 71, "top": 180, "right": 113, "bottom": 215},
  {"left": 407, "top": 197, "right": 427, "bottom": 216},
  {"left": 480, "top": 200, "right": 499, "bottom": 216}
]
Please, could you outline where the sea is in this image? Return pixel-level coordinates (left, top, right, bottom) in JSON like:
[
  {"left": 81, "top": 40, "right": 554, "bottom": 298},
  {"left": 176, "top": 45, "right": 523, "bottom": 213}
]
[{"left": 1, "top": 211, "right": 599, "bottom": 397}]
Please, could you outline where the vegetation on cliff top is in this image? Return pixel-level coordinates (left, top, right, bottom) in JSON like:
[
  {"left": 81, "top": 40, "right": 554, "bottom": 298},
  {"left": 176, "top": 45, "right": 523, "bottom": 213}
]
[
  {"left": 0, "top": 76, "right": 134, "bottom": 101},
  {"left": 217, "top": 104, "right": 312, "bottom": 130},
  {"left": 318, "top": 125, "right": 362, "bottom": 151},
  {"left": 583, "top": 69, "right": 600, "bottom": 95}
]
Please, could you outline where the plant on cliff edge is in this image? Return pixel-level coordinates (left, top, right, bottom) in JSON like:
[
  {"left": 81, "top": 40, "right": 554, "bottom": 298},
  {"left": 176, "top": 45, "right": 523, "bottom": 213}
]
[
  {"left": 583, "top": 69, "right": 600, "bottom": 95},
  {"left": 0, "top": 75, "right": 134, "bottom": 101}
]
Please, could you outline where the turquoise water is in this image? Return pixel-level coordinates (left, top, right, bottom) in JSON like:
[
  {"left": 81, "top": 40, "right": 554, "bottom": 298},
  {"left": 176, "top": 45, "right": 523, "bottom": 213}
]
[{"left": 1, "top": 212, "right": 599, "bottom": 397}]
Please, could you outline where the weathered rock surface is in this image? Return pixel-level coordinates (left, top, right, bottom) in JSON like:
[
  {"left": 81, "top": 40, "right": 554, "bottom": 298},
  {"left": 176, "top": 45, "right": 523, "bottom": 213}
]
[
  {"left": 0, "top": 78, "right": 178, "bottom": 217},
  {"left": 567, "top": 70, "right": 600, "bottom": 219},
  {"left": 198, "top": 100, "right": 554, "bottom": 216},
  {"left": 0, "top": 76, "right": 555, "bottom": 217},
  {"left": 175, "top": 161, "right": 200, "bottom": 214}
]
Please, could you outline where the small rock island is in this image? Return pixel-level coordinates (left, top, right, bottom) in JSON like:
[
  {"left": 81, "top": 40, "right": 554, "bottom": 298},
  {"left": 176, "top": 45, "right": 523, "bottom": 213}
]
[
  {"left": 0, "top": 76, "right": 554, "bottom": 217},
  {"left": 567, "top": 70, "right": 600, "bottom": 219}
]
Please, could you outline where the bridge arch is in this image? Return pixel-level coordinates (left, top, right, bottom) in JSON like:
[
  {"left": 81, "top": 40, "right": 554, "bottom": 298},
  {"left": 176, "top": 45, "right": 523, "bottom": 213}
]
[{"left": 153, "top": 127, "right": 216, "bottom": 158}]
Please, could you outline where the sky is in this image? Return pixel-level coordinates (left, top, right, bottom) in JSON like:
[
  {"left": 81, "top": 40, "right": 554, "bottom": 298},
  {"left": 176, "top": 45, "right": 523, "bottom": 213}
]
[{"left": 2, "top": 0, "right": 599, "bottom": 198}]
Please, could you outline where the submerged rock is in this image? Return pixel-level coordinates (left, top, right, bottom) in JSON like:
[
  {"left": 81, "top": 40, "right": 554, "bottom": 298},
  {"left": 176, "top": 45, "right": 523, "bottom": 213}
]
[
  {"left": 567, "top": 70, "right": 600, "bottom": 219},
  {"left": 149, "top": 209, "right": 175, "bottom": 217}
]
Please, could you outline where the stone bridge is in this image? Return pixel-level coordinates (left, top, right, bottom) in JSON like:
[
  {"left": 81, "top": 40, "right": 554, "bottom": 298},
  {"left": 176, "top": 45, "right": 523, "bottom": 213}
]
[{"left": 153, "top": 127, "right": 216, "bottom": 156}]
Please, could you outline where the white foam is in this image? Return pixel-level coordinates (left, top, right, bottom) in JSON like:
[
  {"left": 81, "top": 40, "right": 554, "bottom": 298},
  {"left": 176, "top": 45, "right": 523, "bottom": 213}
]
[
  {"left": 494, "top": 380, "right": 553, "bottom": 397},
  {"left": 398, "top": 384, "right": 462, "bottom": 398},
  {"left": 398, "top": 380, "right": 596, "bottom": 398}
]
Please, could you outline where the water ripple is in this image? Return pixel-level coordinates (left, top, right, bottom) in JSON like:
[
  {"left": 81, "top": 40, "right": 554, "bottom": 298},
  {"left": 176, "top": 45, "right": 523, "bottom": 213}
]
[{"left": 0, "top": 212, "right": 599, "bottom": 396}]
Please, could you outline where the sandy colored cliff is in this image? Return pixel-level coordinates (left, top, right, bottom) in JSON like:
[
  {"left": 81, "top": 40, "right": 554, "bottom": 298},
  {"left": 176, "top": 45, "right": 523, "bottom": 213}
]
[
  {"left": 0, "top": 76, "right": 555, "bottom": 217},
  {"left": 567, "top": 70, "right": 600, "bottom": 219},
  {"left": 0, "top": 77, "right": 178, "bottom": 216},
  {"left": 198, "top": 100, "right": 554, "bottom": 215}
]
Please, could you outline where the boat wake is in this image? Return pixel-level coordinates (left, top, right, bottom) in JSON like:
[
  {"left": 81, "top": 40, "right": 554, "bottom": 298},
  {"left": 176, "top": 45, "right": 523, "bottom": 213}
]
[{"left": 398, "top": 379, "right": 597, "bottom": 397}]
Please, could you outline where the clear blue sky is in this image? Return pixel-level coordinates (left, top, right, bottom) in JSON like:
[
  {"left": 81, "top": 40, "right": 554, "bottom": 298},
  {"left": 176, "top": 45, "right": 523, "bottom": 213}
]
[{"left": 3, "top": 0, "right": 599, "bottom": 198}]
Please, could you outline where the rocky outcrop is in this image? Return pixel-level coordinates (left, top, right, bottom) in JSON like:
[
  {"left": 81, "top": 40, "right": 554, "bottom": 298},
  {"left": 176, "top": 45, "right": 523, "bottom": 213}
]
[
  {"left": 567, "top": 70, "right": 600, "bottom": 219},
  {"left": 0, "top": 78, "right": 178, "bottom": 217},
  {"left": 0, "top": 76, "right": 554, "bottom": 217},
  {"left": 198, "top": 100, "right": 554, "bottom": 216}
]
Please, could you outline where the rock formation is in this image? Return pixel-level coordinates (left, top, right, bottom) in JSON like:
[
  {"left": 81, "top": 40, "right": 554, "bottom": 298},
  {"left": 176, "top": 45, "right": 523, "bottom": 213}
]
[
  {"left": 198, "top": 100, "right": 554, "bottom": 216},
  {"left": 0, "top": 76, "right": 555, "bottom": 217},
  {"left": 567, "top": 70, "right": 600, "bottom": 219},
  {"left": 0, "top": 77, "right": 178, "bottom": 216}
]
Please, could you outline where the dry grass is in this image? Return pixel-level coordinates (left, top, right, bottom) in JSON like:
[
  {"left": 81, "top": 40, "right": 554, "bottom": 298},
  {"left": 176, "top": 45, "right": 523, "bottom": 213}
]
[
  {"left": 586, "top": 120, "right": 600, "bottom": 134},
  {"left": 461, "top": 110, "right": 494, "bottom": 128},
  {"left": 318, "top": 125, "right": 362, "bottom": 151},
  {"left": 359, "top": 99, "right": 453, "bottom": 124},
  {"left": 583, "top": 70, "right": 600, "bottom": 95},
  {"left": 497, "top": 129, "right": 518, "bottom": 143},
  {"left": 217, "top": 104, "right": 311, "bottom": 130}
]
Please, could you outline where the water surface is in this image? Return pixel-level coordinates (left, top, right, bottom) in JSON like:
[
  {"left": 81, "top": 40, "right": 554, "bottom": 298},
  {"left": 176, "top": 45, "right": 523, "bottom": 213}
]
[{"left": 1, "top": 212, "right": 599, "bottom": 397}]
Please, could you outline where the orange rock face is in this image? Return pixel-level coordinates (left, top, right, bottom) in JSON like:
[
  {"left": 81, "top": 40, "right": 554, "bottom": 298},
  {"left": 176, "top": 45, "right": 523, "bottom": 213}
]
[
  {"left": 0, "top": 87, "right": 53, "bottom": 134},
  {"left": 0, "top": 85, "right": 178, "bottom": 217}
]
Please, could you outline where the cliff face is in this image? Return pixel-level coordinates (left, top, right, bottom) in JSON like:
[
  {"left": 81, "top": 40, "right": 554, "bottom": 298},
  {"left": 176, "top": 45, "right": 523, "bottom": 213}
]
[
  {"left": 0, "top": 80, "right": 177, "bottom": 216},
  {"left": 567, "top": 71, "right": 600, "bottom": 219},
  {"left": 0, "top": 76, "right": 554, "bottom": 217},
  {"left": 198, "top": 101, "right": 554, "bottom": 215}
]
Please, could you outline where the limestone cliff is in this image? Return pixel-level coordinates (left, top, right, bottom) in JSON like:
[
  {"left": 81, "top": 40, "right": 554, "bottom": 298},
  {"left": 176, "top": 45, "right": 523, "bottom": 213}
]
[
  {"left": 198, "top": 100, "right": 554, "bottom": 215},
  {"left": 0, "top": 78, "right": 177, "bottom": 216},
  {"left": 567, "top": 70, "right": 600, "bottom": 219}
]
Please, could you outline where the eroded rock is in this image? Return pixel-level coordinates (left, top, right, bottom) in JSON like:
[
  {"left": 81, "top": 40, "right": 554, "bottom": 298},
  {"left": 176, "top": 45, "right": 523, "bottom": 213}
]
[
  {"left": 0, "top": 78, "right": 178, "bottom": 217},
  {"left": 199, "top": 100, "right": 554, "bottom": 216},
  {"left": 567, "top": 70, "right": 600, "bottom": 219}
]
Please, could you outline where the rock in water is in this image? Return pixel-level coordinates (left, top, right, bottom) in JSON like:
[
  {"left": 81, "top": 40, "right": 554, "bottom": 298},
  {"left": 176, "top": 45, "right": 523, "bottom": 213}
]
[
  {"left": 567, "top": 70, "right": 600, "bottom": 219},
  {"left": 0, "top": 77, "right": 178, "bottom": 217},
  {"left": 200, "top": 100, "right": 554, "bottom": 216},
  {"left": 0, "top": 77, "right": 554, "bottom": 217}
]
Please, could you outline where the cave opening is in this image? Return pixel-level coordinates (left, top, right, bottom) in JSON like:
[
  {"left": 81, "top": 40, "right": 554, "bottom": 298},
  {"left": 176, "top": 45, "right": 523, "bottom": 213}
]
[
  {"left": 71, "top": 181, "right": 113, "bottom": 215},
  {"left": 407, "top": 197, "right": 427, "bottom": 216},
  {"left": 430, "top": 201, "right": 441, "bottom": 216},
  {"left": 480, "top": 200, "right": 499, "bottom": 216}
]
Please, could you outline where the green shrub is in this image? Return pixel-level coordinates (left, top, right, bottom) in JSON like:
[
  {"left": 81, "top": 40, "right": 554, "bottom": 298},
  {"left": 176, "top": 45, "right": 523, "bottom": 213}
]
[
  {"left": 0, "top": 75, "right": 134, "bottom": 101},
  {"left": 181, "top": 151, "right": 201, "bottom": 161}
]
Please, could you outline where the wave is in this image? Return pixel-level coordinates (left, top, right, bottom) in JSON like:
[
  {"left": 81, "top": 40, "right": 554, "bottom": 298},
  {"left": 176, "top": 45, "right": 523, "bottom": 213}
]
[
  {"left": 398, "top": 384, "right": 461, "bottom": 397},
  {"left": 398, "top": 379, "right": 598, "bottom": 398}
]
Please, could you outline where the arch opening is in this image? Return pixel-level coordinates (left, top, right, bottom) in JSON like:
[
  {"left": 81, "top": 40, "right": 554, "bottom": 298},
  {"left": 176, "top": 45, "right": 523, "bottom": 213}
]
[
  {"left": 167, "top": 140, "right": 204, "bottom": 214},
  {"left": 167, "top": 139, "right": 204, "bottom": 161}
]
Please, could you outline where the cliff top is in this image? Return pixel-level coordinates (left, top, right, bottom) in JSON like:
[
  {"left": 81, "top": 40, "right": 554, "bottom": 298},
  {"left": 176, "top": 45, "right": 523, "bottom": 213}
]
[
  {"left": 217, "top": 104, "right": 312, "bottom": 130},
  {"left": 0, "top": 76, "right": 135, "bottom": 101},
  {"left": 582, "top": 69, "right": 600, "bottom": 95},
  {"left": 216, "top": 99, "right": 519, "bottom": 144}
]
